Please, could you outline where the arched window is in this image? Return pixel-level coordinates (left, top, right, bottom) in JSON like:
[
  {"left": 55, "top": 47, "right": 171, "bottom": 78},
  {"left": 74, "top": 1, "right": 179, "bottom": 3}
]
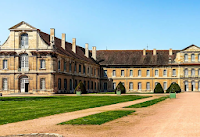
[
  {"left": 184, "top": 54, "right": 188, "bottom": 62},
  {"left": 20, "top": 33, "right": 28, "bottom": 49},
  {"left": 191, "top": 54, "right": 195, "bottom": 62},
  {"left": 184, "top": 68, "right": 188, "bottom": 76},
  {"left": 191, "top": 69, "right": 195, "bottom": 76}
]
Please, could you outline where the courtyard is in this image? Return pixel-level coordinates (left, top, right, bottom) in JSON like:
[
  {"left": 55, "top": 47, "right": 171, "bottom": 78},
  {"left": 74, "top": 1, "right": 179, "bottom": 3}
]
[{"left": 0, "top": 92, "right": 199, "bottom": 136}]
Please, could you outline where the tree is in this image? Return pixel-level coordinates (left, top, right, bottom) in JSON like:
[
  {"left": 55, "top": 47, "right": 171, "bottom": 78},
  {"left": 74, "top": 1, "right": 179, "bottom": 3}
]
[
  {"left": 74, "top": 81, "right": 87, "bottom": 94},
  {"left": 114, "top": 82, "right": 126, "bottom": 94},
  {"left": 166, "top": 82, "right": 181, "bottom": 93},
  {"left": 154, "top": 83, "right": 164, "bottom": 93}
]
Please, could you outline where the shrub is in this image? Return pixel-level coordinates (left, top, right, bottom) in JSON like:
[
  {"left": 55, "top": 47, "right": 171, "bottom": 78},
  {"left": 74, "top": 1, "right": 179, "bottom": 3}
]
[
  {"left": 166, "top": 82, "right": 181, "bottom": 93},
  {"left": 114, "top": 82, "right": 126, "bottom": 94},
  {"left": 74, "top": 81, "right": 87, "bottom": 94},
  {"left": 154, "top": 83, "right": 164, "bottom": 93}
]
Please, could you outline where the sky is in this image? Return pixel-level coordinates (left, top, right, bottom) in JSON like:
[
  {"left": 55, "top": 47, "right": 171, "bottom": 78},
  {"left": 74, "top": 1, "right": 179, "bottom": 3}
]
[{"left": 1, "top": 0, "right": 200, "bottom": 50}]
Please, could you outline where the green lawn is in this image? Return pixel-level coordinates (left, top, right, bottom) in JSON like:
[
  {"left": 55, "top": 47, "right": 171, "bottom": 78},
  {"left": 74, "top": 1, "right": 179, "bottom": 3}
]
[
  {"left": 60, "top": 110, "right": 135, "bottom": 125},
  {"left": 0, "top": 95, "right": 149, "bottom": 125},
  {"left": 124, "top": 96, "right": 169, "bottom": 108}
]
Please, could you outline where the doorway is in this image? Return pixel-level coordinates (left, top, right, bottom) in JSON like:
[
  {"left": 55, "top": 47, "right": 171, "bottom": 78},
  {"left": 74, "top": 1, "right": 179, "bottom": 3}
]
[{"left": 20, "top": 76, "right": 29, "bottom": 93}]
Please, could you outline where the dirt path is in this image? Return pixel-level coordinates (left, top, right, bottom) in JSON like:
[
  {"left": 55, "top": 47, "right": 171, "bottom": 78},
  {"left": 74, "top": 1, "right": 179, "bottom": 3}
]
[{"left": 0, "top": 95, "right": 159, "bottom": 136}]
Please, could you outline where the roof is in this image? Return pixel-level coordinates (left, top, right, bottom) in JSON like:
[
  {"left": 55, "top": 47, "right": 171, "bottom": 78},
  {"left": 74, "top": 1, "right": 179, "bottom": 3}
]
[
  {"left": 39, "top": 31, "right": 98, "bottom": 65},
  {"left": 96, "top": 50, "right": 180, "bottom": 66}
]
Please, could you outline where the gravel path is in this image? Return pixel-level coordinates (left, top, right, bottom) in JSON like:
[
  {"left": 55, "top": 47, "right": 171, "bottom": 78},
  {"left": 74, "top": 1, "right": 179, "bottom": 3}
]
[{"left": 0, "top": 96, "right": 158, "bottom": 136}]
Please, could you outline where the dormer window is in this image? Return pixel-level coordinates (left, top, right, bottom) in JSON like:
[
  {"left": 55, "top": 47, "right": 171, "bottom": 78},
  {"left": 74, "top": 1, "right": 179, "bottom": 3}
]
[
  {"left": 20, "top": 33, "right": 28, "bottom": 49},
  {"left": 191, "top": 54, "right": 195, "bottom": 62},
  {"left": 184, "top": 54, "right": 188, "bottom": 62}
]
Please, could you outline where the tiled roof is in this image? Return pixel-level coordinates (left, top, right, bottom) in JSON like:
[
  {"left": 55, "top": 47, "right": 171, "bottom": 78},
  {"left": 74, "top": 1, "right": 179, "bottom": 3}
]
[
  {"left": 96, "top": 50, "right": 180, "bottom": 66},
  {"left": 39, "top": 31, "right": 97, "bottom": 65}
]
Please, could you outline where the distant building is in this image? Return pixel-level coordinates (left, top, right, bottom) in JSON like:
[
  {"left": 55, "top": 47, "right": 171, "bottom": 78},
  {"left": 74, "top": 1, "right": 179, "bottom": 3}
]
[
  {"left": 97, "top": 45, "right": 200, "bottom": 92},
  {"left": 0, "top": 21, "right": 199, "bottom": 94}
]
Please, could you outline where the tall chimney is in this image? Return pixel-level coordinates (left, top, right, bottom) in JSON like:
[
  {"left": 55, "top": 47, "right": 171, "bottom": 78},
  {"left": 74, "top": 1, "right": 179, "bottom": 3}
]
[
  {"left": 143, "top": 49, "right": 146, "bottom": 56},
  {"left": 92, "top": 46, "right": 96, "bottom": 60},
  {"left": 62, "top": 33, "right": 66, "bottom": 50},
  {"left": 72, "top": 38, "right": 76, "bottom": 53},
  {"left": 50, "top": 28, "right": 55, "bottom": 47},
  {"left": 153, "top": 48, "right": 156, "bottom": 55},
  {"left": 85, "top": 43, "right": 89, "bottom": 58},
  {"left": 169, "top": 48, "right": 172, "bottom": 56}
]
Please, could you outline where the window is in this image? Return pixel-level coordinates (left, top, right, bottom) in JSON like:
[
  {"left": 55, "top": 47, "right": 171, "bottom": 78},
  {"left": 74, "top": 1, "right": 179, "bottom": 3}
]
[
  {"left": 2, "top": 78, "right": 7, "bottom": 90},
  {"left": 69, "top": 63, "right": 71, "bottom": 72},
  {"left": 58, "top": 78, "right": 61, "bottom": 90},
  {"left": 112, "top": 70, "right": 116, "bottom": 76},
  {"left": 20, "top": 54, "right": 29, "bottom": 71},
  {"left": 79, "top": 64, "right": 81, "bottom": 73},
  {"left": 121, "top": 70, "right": 124, "bottom": 76},
  {"left": 88, "top": 67, "right": 89, "bottom": 74},
  {"left": 163, "top": 69, "right": 167, "bottom": 76},
  {"left": 192, "top": 81, "right": 195, "bottom": 91},
  {"left": 58, "top": 60, "right": 61, "bottom": 70},
  {"left": 138, "top": 82, "right": 142, "bottom": 90},
  {"left": 185, "top": 81, "right": 188, "bottom": 91},
  {"left": 113, "top": 82, "right": 116, "bottom": 89},
  {"left": 91, "top": 68, "right": 93, "bottom": 75},
  {"left": 91, "top": 81, "right": 93, "bottom": 90},
  {"left": 163, "top": 82, "right": 167, "bottom": 90},
  {"left": 94, "top": 69, "right": 96, "bottom": 76},
  {"left": 184, "top": 54, "right": 188, "bottom": 61},
  {"left": 185, "top": 69, "right": 188, "bottom": 76},
  {"left": 64, "top": 79, "right": 67, "bottom": 90},
  {"left": 138, "top": 70, "right": 141, "bottom": 77},
  {"left": 3, "top": 60, "right": 7, "bottom": 69},
  {"left": 88, "top": 81, "right": 90, "bottom": 89},
  {"left": 104, "top": 70, "right": 107, "bottom": 77},
  {"left": 191, "top": 54, "right": 195, "bottom": 62},
  {"left": 104, "top": 82, "right": 107, "bottom": 91},
  {"left": 83, "top": 65, "right": 85, "bottom": 74},
  {"left": 129, "top": 82, "right": 133, "bottom": 90},
  {"left": 130, "top": 70, "right": 133, "bottom": 76},
  {"left": 75, "top": 80, "right": 77, "bottom": 88},
  {"left": 40, "top": 78, "right": 45, "bottom": 90},
  {"left": 199, "top": 69, "right": 200, "bottom": 76},
  {"left": 155, "top": 70, "right": 158, "bottom": 76},
  {"left": 155, "top": 82, "right": 158, "bottom": 86},
  {"left": 198, "top": 81, "right": 200, "bottom": 91},
  {"left": 146, "top": 70, "right": 150, "bottom": 77},
  {"left": 40, "top": 59, "right": 45, "bottom": 69},
  {"left": 74, "top": 63, "right": 76, "bottom": 72},
  {"left": 95, "top": 82, "right": 96, "bottom": 90},
  {"left": 172, "top": 69, "right": 176, "bottom": 76},
  {"left": 64, "top": 61, "right": 66, "bottom": 71},
  {"left": 20, "top": 33, "right": 28, "bottom": 49},
  {"left": 146, "top": 82, "right": 150, "bottom": 90},
  {"left": 70, "top": 79, "right": 72, "bottom": 90},
  {"left": 199, "top": 54, "right": 200, "bottom": 62},
  {"left": 191, "top": 69, "right": 195, "bottom": 76}
]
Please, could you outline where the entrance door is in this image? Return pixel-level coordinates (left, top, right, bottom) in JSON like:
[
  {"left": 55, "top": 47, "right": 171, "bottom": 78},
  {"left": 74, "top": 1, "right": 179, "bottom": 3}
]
[
  {"left": 184, "top": 81, "right": 188, "bottom": 91},
  {"left": 192, "top": 81, "right": 195, "bottom": 91},
  {"left": 20, "top": 78, "right": 29, "bottom": 93},
  {"left": 192, "top": 85, "right": 194, "bottom": 91}
]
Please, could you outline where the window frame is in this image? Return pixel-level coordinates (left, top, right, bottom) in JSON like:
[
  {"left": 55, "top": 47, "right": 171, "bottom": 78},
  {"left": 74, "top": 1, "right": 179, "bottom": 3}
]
[
  {"left": 3, "top": 59, "right": 8, "bottom": 69},
  {"left": 121, "top": 70, "right": 124, "bottom": 77},
  {"left": 40, "top": 78, "right": 45, "bottom": 90},
  {"left": 112, "top": 70, "right": 116, "bottom": 77}
]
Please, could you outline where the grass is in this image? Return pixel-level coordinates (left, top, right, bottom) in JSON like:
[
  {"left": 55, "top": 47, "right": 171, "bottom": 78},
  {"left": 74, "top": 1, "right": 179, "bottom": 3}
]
[
  {"left": 125, "top": 96, "right": 169, "bottom": 108},
  {"left": 89, "top": 92, "right": 115, "bottom": 94},
  {"left": 60, "top": 110, "right": 135, "bottom": 125},
  {"left": 0, "top": 95, "right": 149, "bottom": 125}
]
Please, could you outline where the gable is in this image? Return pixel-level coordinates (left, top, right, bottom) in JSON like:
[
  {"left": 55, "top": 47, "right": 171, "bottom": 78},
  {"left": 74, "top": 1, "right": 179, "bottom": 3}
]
[
  {"left": 182, "top": 45, "right": 200, "bottom": 52},
  {"left": 9, "top": 21, "right": 37, "bottom": 30}
]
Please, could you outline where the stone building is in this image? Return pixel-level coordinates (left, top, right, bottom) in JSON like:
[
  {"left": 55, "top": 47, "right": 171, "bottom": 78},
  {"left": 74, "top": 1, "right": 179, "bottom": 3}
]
[
  {"left": 97, "top": 45, "right": 200, "bottom": 92},
  {"left": 0, "top": 21, "right": 100, "bottom": 94},
  {"left": 1, "top": 21, "right": 199, "bottom": 94}
]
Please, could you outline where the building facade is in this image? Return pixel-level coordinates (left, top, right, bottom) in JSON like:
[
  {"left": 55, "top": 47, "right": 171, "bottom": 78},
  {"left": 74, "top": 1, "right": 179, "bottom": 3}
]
[
  {"left": 1, "top": 21, "right": 200, "bottom": 94},
  {"left": 97, "top": 45, "right": 200, "bottom": 92},
  {"left": 0, "top": 21, "right": 100, "bottom": 94}
]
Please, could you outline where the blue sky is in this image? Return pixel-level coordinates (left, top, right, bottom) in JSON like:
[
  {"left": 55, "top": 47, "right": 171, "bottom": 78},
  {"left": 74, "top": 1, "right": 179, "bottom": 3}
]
[{"left": 1, "top": 0, "right": 200, "bottom": 50}]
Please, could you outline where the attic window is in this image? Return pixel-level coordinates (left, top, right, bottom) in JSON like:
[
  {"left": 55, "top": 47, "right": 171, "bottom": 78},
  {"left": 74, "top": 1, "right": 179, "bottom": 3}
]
[{"left": 20, "top": 33, "right": 28, "bottom": 49}]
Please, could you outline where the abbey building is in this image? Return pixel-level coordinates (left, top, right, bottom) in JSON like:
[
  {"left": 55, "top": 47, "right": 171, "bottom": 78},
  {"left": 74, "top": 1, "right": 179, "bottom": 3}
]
[{"left": 0, "top": 21, "right": 199, "bottom": 94}]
